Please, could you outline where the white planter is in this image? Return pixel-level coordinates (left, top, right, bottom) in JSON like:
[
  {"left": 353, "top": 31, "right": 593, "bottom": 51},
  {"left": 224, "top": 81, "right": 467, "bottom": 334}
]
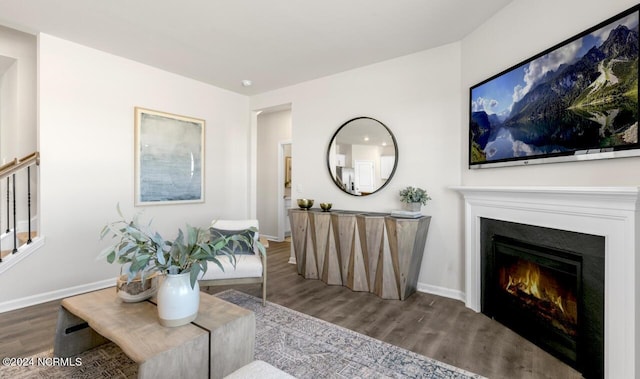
[
  {"left": 403, "top": 202, "right": 422, "bottom": 212},
  {"left": 157, "top": 272, "right": 200, "bottom": 327}
]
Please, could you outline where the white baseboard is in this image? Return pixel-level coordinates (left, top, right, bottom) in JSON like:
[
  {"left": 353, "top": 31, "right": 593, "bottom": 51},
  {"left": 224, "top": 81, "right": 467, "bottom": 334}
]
[
  {"left": 0, "top": 276, "right": 116, "bottom": 313},
  {"left": 261, "top": 234, "right": 283, "bottom": 242},
  {"left": 416, "top": 282, "right": 465, "bottom": 303}
]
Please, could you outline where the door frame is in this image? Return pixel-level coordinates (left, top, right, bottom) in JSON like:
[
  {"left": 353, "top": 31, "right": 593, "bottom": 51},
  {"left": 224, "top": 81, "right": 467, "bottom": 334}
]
[
  {"left": 250, "top": 102, "right": 292, "bottom": 240},
  {"left": 277, "top": 140, "right": 292, "bottom": 241}
]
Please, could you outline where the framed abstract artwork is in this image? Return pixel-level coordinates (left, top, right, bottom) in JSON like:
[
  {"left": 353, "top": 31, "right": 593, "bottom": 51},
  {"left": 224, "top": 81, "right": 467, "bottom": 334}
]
[{"left": 134, "top": 107, "right": 205, "bottom": 206}]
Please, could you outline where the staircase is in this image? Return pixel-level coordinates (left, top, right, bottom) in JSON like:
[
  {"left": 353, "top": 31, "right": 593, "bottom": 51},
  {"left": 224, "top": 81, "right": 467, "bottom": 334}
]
[
  {"left": 0, "top": 152, "right": 41, "bottom": 273},
  {"left": 1, "top": 231, "right": 37, "bottom": 260}
]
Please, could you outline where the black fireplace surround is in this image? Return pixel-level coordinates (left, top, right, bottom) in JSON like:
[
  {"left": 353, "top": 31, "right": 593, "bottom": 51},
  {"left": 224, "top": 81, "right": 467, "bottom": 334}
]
[{"left": 480, "top": 218, "right": 604, "bottom": 378}]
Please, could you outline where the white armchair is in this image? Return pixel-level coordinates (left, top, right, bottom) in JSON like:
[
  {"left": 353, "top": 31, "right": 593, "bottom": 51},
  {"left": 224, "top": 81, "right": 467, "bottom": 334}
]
[{"left": 199, "top": 219, "right": 267, "bottom": 306}]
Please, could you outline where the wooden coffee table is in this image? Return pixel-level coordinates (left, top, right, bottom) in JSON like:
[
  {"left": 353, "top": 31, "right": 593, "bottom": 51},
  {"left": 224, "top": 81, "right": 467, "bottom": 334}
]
[{"left": 53, "top": 288, "right": 255, "bottom": 379}]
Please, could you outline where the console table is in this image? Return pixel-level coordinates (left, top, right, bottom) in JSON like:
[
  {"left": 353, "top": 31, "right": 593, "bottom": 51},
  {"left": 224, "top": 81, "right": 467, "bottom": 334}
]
[
  {"left": 289, "top": 209, "right": 431, "bottom": 300},
  {"left": 54, "top": 288, "right": 255, "bottom": 379}
]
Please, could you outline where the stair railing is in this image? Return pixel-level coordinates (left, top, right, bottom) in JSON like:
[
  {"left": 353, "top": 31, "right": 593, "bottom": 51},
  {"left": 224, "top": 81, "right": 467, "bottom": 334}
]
[{"left": 0, "top": 152, "right": 39, "bottom": 261}]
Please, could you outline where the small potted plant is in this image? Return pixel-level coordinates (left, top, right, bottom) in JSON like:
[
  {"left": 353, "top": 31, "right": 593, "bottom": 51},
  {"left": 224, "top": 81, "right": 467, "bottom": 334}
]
[
  {"left": 99, "top": 205, "right": 263, "bottom": 326},
  {"left": 399, "top": 186, "right": 431, "bottom": 212}
]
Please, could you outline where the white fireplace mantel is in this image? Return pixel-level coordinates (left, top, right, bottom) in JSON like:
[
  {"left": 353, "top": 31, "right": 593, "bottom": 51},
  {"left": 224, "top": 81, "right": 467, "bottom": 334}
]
[{"left": 452, "top": 186, "right": 639, "bottom": 379}]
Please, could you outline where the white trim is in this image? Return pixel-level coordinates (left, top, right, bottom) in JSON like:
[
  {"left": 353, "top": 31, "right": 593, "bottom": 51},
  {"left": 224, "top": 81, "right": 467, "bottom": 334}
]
[
  {"left": 417, "top": 282, "right": 465, "bottom": 302},
  {"left": 0, "top": 276, "right": 116, "bottom": 313},
  {"left": 0, "top": 236, "right": 46, "bottom": 275},
  {"left": 452, "top": 185, "right": 640, "bottom": 379},
  {"left": 277, "top": 140, "right": 292, "bottom": 241},
  {"left": 277, "top": 141, "right": 284, "bottom": 240},
  {"left": 259, "top": 233, "right": 281, "bottom": 242},
  {"left": 289, "top": 242, "right": 296, "bottom": 265},
  {"left": 249, "top": 111, "right": 259, "bottom": 219}
]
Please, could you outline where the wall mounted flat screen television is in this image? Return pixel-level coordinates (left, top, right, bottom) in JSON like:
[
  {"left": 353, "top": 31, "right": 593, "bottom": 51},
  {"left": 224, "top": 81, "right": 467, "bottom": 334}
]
[{"left": 469, "top": 5, "right": 639, "bottom": 169}]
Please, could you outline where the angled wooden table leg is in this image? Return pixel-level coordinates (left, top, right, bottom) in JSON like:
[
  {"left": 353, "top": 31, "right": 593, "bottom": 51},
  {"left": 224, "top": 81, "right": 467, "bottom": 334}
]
[
  {"left": 52, "top": 288, "right": 215, "bottom": 379},
  {"left": 137, "top": 333, "right": 208, "bottom": 379},
  {"left": 196, "top": 295, "right": 255, "bottom": 379},
  {"left": 53, "top": 305, "right": 109, "bottom": 357}
]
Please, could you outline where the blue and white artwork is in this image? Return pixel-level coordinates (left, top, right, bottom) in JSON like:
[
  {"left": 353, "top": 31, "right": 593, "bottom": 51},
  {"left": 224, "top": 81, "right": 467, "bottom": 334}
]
[{"left": 136, "top": 108, "right": 204, "bottom": 205}]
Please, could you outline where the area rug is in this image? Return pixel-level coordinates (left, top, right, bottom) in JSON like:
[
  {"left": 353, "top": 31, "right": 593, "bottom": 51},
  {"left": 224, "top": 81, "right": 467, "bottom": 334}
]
[{"left": 0, "top": 290, "right": 485, "bottom": 379}]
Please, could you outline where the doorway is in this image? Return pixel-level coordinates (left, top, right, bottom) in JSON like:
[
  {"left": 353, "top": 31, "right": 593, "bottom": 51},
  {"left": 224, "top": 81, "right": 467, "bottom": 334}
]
[{"left": 255, "top": 105, "right": 291, "bottom": 241}]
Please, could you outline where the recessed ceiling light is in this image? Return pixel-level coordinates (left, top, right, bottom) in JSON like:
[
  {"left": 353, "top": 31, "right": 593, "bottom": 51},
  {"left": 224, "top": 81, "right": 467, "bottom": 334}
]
[
  {"left": 241, "top": 79, "right": 253, "bottom": 87},
  {"left": 364, "top": 136, "right": 369, "bottom": 141}
]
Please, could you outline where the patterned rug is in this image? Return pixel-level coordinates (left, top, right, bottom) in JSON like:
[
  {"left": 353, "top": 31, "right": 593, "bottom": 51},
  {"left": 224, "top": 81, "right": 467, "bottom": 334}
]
[{"left": 1, "top": 290, "right": 485, "bottom": 379}]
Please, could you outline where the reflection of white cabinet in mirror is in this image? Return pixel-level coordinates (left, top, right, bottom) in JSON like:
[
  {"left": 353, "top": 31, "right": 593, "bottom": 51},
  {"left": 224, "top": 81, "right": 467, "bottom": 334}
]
[
  {"left": 336, "top": 154, "right": 345, "bottom": 167},
  {"left": 380, "top": 155, "right": 395, "bottom": 180}
]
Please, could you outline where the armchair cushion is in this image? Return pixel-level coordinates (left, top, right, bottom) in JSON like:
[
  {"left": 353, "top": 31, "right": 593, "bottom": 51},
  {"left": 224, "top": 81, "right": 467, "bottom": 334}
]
[{"left": 200, "top": 254, "right": 263, "bottom": 280}]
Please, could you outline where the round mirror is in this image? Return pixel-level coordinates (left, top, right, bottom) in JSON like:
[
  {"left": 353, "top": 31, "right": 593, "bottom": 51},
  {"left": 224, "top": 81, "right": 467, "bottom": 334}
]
[{"left": 327, "top": 117, "right": 398, "bottom": 196}]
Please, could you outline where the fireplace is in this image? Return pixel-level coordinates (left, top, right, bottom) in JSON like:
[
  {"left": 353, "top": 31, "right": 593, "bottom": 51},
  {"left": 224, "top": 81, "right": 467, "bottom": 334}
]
[
  {"left": 454, "top": 186, "right": 640, "bottom": 378},
  {"left": 489, "top": 237, "right": 580, "bottom": 363},
  {"left": 481, "top": 219, "right": 604, "bottom": 378}
]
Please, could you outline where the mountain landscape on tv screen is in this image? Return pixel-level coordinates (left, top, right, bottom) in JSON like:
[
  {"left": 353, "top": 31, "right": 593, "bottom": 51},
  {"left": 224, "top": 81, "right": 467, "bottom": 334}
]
[{"left": 471, "top": 18, "right": 639, "bottom": 164}]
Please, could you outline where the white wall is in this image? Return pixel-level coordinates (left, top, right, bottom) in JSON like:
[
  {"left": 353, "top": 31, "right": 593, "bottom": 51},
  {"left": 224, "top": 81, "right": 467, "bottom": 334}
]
[
  {"left": 0, "top": 34, "right": 250, "bottom": 305},
  {"left": 3, "top": 0, "right": 633, "bottom": 308},
  {"left": 251, "top": 43, "right": 465, "bottom": 298},
  {"left": 1, "top": 59, "right": 17, "bottom": 161},
  {"left": 461, "top": 0, "right": 640, "bottom": 186},
  {"left": 256, "top": 109, "right": 292, "bottom": 238},
  {"left": 0, "top": 26, "right": 37, "bottom": 250},
  {"left": 0, "top": 25, "right": 35, "bottom": 160}
]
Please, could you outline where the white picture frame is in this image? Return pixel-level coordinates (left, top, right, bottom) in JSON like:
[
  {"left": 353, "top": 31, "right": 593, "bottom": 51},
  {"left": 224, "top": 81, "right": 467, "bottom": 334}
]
[{"left": 134, "top": 107, "right": 205, "bottom": 206}]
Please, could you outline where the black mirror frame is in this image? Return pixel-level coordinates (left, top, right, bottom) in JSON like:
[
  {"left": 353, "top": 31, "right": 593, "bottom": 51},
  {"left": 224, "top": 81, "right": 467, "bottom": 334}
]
[{"left": 326, "top": 116, "right": 398, "bottom": 197}]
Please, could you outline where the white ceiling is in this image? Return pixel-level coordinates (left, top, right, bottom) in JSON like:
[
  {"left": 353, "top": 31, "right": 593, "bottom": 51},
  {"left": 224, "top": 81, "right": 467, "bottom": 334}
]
[{"left": 0, "top": 0, "right": 512, "bottom": 95}]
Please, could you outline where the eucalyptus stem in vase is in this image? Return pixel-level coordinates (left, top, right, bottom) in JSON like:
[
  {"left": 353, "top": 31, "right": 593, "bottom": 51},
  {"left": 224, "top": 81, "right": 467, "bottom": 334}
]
[{"left": 98, "top": 204, "right": 259, "bottom": 326}]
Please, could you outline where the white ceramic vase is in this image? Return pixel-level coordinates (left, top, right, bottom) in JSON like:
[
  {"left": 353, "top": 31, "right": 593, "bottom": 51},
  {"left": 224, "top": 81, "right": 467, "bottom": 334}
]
[{"left": 157, "top": 272, "right": 200, "bottom": 327}]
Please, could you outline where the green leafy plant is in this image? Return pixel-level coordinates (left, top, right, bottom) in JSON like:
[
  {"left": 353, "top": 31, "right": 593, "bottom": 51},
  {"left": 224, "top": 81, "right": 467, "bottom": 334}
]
[
  {"left": 399, "top": 186, "right": 431, "bottom": 205},
  {"left": 98, "top": 205, "right": 264, "bottom": 288}
]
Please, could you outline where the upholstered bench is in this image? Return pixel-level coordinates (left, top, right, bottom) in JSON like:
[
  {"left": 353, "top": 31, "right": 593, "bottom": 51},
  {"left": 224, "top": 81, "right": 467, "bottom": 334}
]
[{"left": 224, "top": 360, "right": 295, "bottom": 379}]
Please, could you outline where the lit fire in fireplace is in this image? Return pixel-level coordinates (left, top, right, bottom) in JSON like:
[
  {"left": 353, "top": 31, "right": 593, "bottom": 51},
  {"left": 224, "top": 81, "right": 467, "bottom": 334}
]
[{"left": 499, "top": 260, "right": 578, "bottom": 337}]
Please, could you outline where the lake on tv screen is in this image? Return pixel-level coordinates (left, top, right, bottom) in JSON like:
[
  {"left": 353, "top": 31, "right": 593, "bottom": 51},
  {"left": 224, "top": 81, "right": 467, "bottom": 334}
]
[{"left": 470, "top": 11, "right": 639, "bottom": 164}]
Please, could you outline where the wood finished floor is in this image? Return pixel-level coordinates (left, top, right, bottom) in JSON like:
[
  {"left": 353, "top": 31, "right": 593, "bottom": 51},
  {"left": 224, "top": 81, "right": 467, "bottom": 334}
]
[{"left": 0, "top": 240, "right": 582, "bottom": 379}]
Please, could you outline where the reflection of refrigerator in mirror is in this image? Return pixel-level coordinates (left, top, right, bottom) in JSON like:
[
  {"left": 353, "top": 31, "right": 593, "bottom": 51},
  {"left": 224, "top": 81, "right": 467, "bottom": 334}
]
[{"left": 336, "top": 167, "right": 355, "bottom": 193}]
